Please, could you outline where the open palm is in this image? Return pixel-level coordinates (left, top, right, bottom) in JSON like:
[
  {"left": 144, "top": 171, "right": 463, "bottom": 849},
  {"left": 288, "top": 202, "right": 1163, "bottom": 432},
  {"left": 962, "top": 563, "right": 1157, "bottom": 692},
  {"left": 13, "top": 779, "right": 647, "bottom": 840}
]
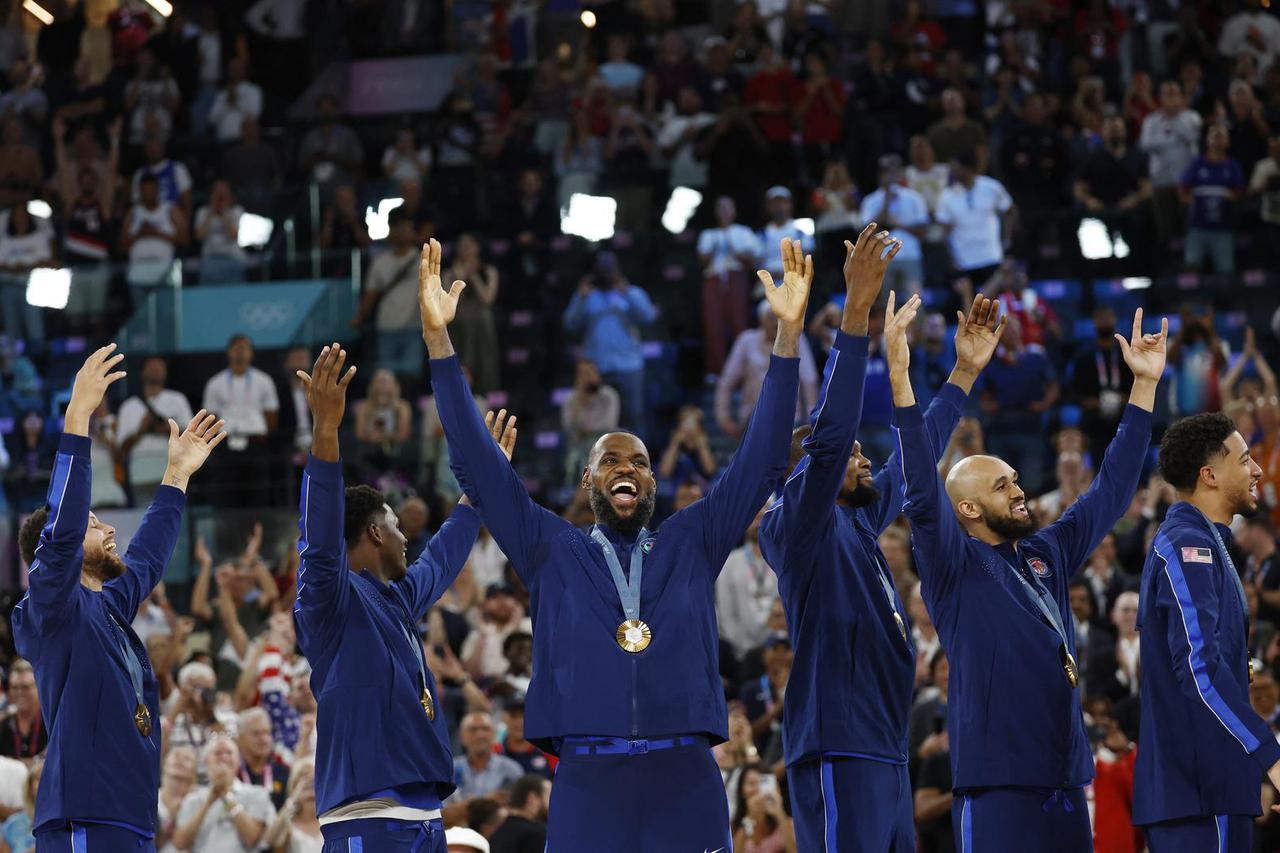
[
  {"left": 1116, "top": 307, "right": 1169, "bottom": 382},
  {"left": 954, "top": 295, "right": 1006, "bottom": 372},
  {"left": 757, "top": 238, "right": 813, "bottom": 326},
  {"left": 166, "top": 410, "right": 227, "bottom": 478},
  {"left": 418, "top": 238, "right": 466, "bottom": 331}
]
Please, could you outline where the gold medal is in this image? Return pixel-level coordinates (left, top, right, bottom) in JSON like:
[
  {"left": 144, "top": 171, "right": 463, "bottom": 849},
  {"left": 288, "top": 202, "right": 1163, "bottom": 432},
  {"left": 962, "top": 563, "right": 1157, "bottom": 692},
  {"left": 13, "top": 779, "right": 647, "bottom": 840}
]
[
  {"left": 134, "top": 702, "right": 152, "bottom": 737},
  {"left": 421, "top": 687, "right": 435, "bottom": 720},
  {"left": 1062, "top": 650, "right": 1080, "bottom": 688},
  {"left": 616, "top": 619, "right": 652, "bottom": 653},
  {"left": 893, "top": 612, "right": 908, "bottom": 642}
]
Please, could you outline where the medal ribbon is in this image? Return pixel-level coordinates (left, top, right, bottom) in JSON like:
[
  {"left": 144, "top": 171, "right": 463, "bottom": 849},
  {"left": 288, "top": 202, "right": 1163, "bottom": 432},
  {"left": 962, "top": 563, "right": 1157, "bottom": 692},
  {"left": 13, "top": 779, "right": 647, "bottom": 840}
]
[
  {"left": 395, "top": 603, "right": 432, "bottom": 703},
  {"left": 1009, "top": 554, "right": 1073, "bottom": 651},
  {"left": 1189, "top": 505, "right": 1250, "bottom": 620},
  {"left": 590, "top": 526, "right": 649, "bottom": 622},
  {"left": 108, "top": 612, "right": 147, "bottom": 716},
  {"left": 872, "top": 552, "right": 909, "bottom": 645}
]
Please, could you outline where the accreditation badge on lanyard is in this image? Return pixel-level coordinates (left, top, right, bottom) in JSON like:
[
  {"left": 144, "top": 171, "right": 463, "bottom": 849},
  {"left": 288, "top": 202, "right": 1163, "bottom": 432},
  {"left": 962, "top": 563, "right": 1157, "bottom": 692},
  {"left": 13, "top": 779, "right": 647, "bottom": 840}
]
[{"left": 591, "top": 526, "right": 653, "bottom": 653}]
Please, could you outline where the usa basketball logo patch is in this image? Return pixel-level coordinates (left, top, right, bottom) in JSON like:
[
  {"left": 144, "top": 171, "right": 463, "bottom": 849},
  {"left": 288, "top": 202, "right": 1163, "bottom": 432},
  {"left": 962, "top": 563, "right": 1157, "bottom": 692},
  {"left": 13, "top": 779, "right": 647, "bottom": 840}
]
[
  {"left": 1181, "top": 547, "right": 1214, "bottom": 564},
  {"left": 1029, "top": 558, "right": 1051, "bottom": 578},
  {"left": 641, "top": 538, "right": 656, "bottom": 554}
]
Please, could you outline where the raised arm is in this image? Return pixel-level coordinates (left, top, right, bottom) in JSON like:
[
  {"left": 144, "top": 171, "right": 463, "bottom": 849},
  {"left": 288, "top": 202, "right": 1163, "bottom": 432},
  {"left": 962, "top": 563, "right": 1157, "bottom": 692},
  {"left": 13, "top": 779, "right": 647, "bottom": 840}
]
[
  {"left": 866, "top": 294, "right": 1004, "bottom": 535},
  {"left": 13, "top": 345, "right": 125, "bottom": 640},
  {"left": 1047, "top": 309, "right": 1165, "bottom": 579},
  {"left": 761, "top": 225, "right": 899, "bottom": 572},
  {"left": 698, "top": 238, "right": 807, "bottom": 566},
  {"left": 1152, "top": 530, "right": 1280, "bottom": 789},
  {"left": 887, "top": 293, "right": 983, "bottom": 604},
  {"left": 293, "top": 344, "right": 358, "bottom": 654},
  {"left": 401, "top": 411, "right": 517, "bottom": 616},
  {"left": 103, "top": 410, "right": 225, "bottom": 621},
  {"left": 420, "top": 239, "right": 557, "bottom": 580}
]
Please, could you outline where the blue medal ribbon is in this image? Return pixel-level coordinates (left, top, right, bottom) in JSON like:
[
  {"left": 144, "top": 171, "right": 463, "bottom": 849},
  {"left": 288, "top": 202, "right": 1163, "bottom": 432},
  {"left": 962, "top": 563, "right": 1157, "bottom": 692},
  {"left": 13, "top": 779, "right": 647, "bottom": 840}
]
[{"left": 590, "top": 526, "right": 649, "bottom": 622}]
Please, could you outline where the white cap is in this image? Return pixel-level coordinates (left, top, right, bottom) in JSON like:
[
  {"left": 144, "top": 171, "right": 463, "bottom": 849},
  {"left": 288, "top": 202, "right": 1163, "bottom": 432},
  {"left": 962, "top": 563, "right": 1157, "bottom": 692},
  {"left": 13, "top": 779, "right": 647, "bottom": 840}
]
[{"left": 444, "top": 827, "right": 491, "bottom": 852}]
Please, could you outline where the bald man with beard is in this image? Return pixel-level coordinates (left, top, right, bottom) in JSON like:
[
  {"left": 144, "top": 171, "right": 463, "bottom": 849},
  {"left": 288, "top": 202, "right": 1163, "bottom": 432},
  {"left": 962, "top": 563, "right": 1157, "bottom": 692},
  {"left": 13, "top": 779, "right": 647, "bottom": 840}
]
[{"left": 888, "top": 305, "right": 1168, "bottom": 853}]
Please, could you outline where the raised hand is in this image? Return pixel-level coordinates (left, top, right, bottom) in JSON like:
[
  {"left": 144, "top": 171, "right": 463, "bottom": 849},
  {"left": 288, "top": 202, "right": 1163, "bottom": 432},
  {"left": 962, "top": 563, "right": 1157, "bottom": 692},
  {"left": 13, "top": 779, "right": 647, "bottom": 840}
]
[
  {"left": 1115, "top": 307, "right": 1169, "bottom": 383},
  {"left": 66, "top": 343, "right": 127, "bottom": 435},
  {"left": 757, "top": 237, "right": 813, "bottom": 327},
  {"left": 954, "top": 294, "right": 1007, "bottom": 376},
  {"left": 163, "top": 410, "right": 227, "bottom": 491},
  {"left": 484, "top": 410, "right": 518, "bottom": 462},
  {"left": 418, "top": 239, "right": 467, "bottom": 333},
  {"left": 884, "top": 290, "right": 922, "bottom": 376},
  {"left": 843, "top": 222, "right": 902, "bottom": 311},
  {"left": 298, "top": 343, "right": 357, "bottom": 429}
]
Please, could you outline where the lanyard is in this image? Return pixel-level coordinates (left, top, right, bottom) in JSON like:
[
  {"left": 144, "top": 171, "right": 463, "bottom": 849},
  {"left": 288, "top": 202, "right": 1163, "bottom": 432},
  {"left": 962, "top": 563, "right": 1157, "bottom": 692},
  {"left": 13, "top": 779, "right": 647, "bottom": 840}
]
[
  {"left": 1189, "top": 505, "right": 1249, "bottom": 616},
  {"left": 395, "top": 600, "right": 431, "bottom": 700},
  {"left": 871, "top": 552, "right": 909, "bottom": 646},
  {"left": 590, "top": 526, "right": 648, "bottom": 622},
  {"left": 108, "top": 612, "right": 146, "bottom": 711},
  {"left": 10, "top": 714, "right": 40, "bottom": 758},
  {"left": 240, "top": 760, "right": 272, "bottom": 789},
  {"left": 1095, "top": 349, "right": 1120, "bottom": 390},
  {"left": 1008, "top": 553, "right": 1072, "bottom": 649}
]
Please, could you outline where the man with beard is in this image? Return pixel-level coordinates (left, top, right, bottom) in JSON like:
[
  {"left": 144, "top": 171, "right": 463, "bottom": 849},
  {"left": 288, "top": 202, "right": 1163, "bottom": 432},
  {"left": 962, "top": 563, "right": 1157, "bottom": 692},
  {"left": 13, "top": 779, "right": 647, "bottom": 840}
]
[
  {"left": 758, "top": 230, "right": 1003, "bottom": 851},
  {"left": 422, "top": 236, "right": 809, "bottom": 851},
  {"left": 1134, "top": 413, "right": 1280, "bottom": 852},
  {"left": 292, "top": 343, "right": 514, "bottom": 852},
  {"left": 890, "top": 307, "right": 1167, "bottom": 852},
  {"left": 13, "top": 343, "right": 225, "bottom": 851}
]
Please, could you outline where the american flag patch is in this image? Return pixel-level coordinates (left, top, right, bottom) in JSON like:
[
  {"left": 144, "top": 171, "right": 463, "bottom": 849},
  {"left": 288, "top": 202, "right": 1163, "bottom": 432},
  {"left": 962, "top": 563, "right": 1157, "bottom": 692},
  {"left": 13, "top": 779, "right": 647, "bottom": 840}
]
[{"left": 1182, "top": 547, "right": 1214, "bottom": 564}]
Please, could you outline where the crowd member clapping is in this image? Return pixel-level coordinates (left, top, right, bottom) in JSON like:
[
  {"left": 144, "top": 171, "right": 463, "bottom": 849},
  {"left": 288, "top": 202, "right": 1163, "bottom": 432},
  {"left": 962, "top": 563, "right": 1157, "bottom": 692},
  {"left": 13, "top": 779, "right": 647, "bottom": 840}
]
[{"left": 172, "top": 736, "right": 273, "bottom": 852}]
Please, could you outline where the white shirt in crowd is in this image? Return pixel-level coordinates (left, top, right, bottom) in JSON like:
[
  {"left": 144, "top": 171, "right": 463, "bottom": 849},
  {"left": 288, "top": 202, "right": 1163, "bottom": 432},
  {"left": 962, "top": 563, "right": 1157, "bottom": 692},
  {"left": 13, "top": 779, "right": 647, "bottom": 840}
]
[
  {"left": 858, "top": 186, "right": 930, "bottom": 262},
  {"left": 126, "top": 202, "right": 178, "bottom": 286},
  {"left": 365, "top": 247, "right": 422, "bottom": 332},
  {"left": 175, "top": 780, "right": 275, "bottom": 853},
  {"left": 716, "top": 543, "right": 778, "bottom": 660},
  {"left": 118, "top": 388, "right": 195, "bottom": 487},
  {"left": 759, "top": 221, "right": 813, "bottom": 279},
  {"left": 1139, "top": 109, "right": 1202, "bottom": 187},
  {"left": 461, "top": 616, "right": 534, "bottom": 679},
  {"left": 381, "top": 145, "right": 433, "bottom": 184},
  {"left": 934, "top": 176, "right": 1014, "bottom": 272},
  {"left": 0, "top": 756, "right": 26, "bottom": 814},
  {"left": 656, "top": 112, "right": 715, "bottom": 188},
  {"left": 208, "top": 82, "right": 263, "bottom": 142},
  {"left": 1219, "top": 11, "right": 1280, "bottom": 76},
  {"left": 697, "top": 224, "right": 762, "bottom": 277},
  {"left": 202, "top": 367, "right": 279, "bottom": 440},
  {"left": 195, "top": 205, "right": 247, "bottom": 261},
  {"left": 468, "top": 535, "right": 509, "bottom": 591},
  {"left": 0, "top": 213, "right": 53, "bottom": 269}
]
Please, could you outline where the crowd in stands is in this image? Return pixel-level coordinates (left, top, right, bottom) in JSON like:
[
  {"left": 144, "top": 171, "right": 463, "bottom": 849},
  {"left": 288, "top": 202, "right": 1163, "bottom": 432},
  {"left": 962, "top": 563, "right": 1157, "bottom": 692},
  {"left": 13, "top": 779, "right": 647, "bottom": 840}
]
[{"left": 2, "top": 0, "right": 1280, "bottom": 851}]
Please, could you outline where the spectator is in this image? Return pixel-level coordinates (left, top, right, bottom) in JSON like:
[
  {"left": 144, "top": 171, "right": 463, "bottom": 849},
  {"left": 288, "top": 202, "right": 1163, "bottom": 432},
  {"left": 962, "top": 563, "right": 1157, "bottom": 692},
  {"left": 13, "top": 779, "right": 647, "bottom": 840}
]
[
  {"left": 0, "top": 119, "right": 42, "bottom": 209},
  {"left": 194, "top": 180, "right": 247, "bottom": 284},
  {"left": 1140, "top": 79, "right": 1201, "bottom": 246},
  {"left": 0, "top": 758, "right": 36, "bottom": 853},
  {"left": 757, "top": 187, "right": 812, "bottom": 289},
  {"left": 132, "top": 135, "right": 194, "bottom": 213},
  {"left": 795, "top": 50, "right": 847, "bottom": 180},
  {"left": 603, "top": 100, "right": 658, "bottom": 233},
  {"left": 0, "top": 661, "right": 44, "bottom": 761},
  {"left": 223, "top": 119, "right": 282, "bottom": 213},
  {"left": 158, "top": 747, "right": 199, "bottom": 853},
  {"left": 906, "top": 134, "right": 950, "bottom": 217},
  {"left": 561, "top": 359, "right": 620, "bottom": 486},
  {"left": 498, "top": 702, "right": 552, "bottom": 780},
  {"left": 116, "top": 356, "right": 194, "bottom": 506},
  {"left": 934, "top": 151, "right": 1015, "bottom": 285},
  {"left": 398, "top": 495, "right": 431, "bottom": 564},
  {"left": 731, "top": 765, "right": 796, "bottom": 853},
  {"left": 1179, "top": 123, "right": 1245, "bottom": 273},
  {"left": 927, "top": 87, "right": 988, "bottom": 174},
  {"left": 744, "top": 42, "right": 799, "bottom": 186},
  {"left": 554, "top": 110, "right": 604, "bottom": 207},
  {"left": 462, "top": 584, "right": 532, "bottom": 681},
  {"left": 657, "top": 405, "right": 717, "bottom": 484},
  {"left": 999, "top": 93, "right": 1066, "bottom": 261},
  {"left": 317, "top": 184, "right": 370, "bottom": 275},
  {"left": 1078, "top": 531, "right": 1130, "bottom": 625},
  {"left": 977, "top": 315, "right": 1058, "bottom": 494},
  {"left": 1241, "top": 514, "right": 1280, "bottom": 626},
  {"left": 561, "top": 251, "right": 658, "bottom": 435},
  {"left": 446, "top": 827, "right": 492, "bottom": 853},
  {"left": 352, "top": 368, "right": 414, "bottom": 483},
  {"left": 488, "top": 775, "right": 549, "bottom": 853},
  {"left": 698, "top": 89, "right": 770, "bottom": 224},
  {"left": 1074, "top": 116, "right": 1153, "bottom": 268},
  {"left": 236, "top": 707, "right": 289, "bottom": 810},
  {"left": 598, "top": 34, "right": 645, "bottom": 98},
  {"left": 1091, "top": 591, "right": 1142, "bottom": 704},
  {"left": 166, "top": 662, "right": 229, "bottom": 774},
  {"left": 173, "top": 736, "right": 273, "bottom": 852},
  {"left": 913, "top": 654, "right": 953, "bottom": 853},
  {"left": 201, "top": 334, "right": 279, "bottom": 507},
  {"left": 54, "top": 115, "right": 120, "bottom": 327},
  {"left": 297, "top": 94, "right": 364, "bottom": 191},
  {"left": 451, "top": 712, "right": 523, "bottom": 801},
  {"left": 122, "top": 173, "right": 188, "bottom": 294},
  {"left": 445, "top": 233, "right": 500, "bottom": 394},
  {"left": 499, "top": 169, "right": 556, "bottom": 307},
  {"left": 207, "top": 57, "right": 263, "bottom": 144},
  {"left": 1121, "top": 71, "right": 1157, "bottom": 138},
  {"left": 1226, "top": 78, "right": 1270, "bottom": 176},
  {"left": 352, "top": 210, "right": 421, "bottom": 379},
  {"left": 716, "top": 300, "right": 819, "bottom": 438},
  {"left": 381, "top": 127, "right": 431, "bottom": 185},
  {"left": 697, "top": 197, "right": 761, "bottom": 376},
  {"left": 656, "top": 86, "right": 715, "bottom": 191},
  {"left": 812, "top": 159, "right": 859, "bottom": 242},
  {"left": 0, "top": 57, "right": 46, "bottom": 143},
  {"left": 124, "top": 44, "right": 180, "bottom": 144},
  {"left": 1218, "top": 2, "right": 1280, "bottom": 77},
  {"left": 0, "top": 202, "right": 55, "bottom": 347},
  {"left": 260, "top": 756, "right": 320, "bottom": 853},
  {"left": 716, "top": 510, "right": 778, "bottom": 662},
  {"left": 740, "top": 636, "right": 790, "bottom": 760},
  {"left": 858, "top": 154, "right": 930, "bottom": 295},
  {"left": 1069, "top": 305, "right": 1134, "bottom": 464}
]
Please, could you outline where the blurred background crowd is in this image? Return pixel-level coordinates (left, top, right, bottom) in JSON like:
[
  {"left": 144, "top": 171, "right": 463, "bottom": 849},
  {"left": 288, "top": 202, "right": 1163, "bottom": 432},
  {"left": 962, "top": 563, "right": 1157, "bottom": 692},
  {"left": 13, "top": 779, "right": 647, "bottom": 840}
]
[{"left": 2, "top": 0, "right": 1280, "bottom": 851}]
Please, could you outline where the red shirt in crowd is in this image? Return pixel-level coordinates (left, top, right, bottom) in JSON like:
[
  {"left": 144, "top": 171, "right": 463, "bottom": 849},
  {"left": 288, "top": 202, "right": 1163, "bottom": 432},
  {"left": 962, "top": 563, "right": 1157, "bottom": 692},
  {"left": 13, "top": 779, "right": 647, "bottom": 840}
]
[
  {"left": 1093, "top": 749, "right": 1142, "bottom": 853},
  {"left": 745, "top": 67, "right": 800, "bottom": 143}
]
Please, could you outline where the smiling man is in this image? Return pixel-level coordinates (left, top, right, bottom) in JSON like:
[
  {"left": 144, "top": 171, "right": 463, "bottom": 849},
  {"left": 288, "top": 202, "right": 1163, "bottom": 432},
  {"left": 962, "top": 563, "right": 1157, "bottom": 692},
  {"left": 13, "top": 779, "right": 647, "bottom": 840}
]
[
  {"left": 1134, "top": 412, "right": 1280, "bottom": 853},
  {"left": 422, "top": 236, "right": 808, "bottom": 851},
  {"left": 13, "top": 344, "right": 225, "bottom": 852},
  {"left": 889, "top": 307, "right": 1167, "bottom": 852},
  {"left": 292, "top": 344, "right": 514, "bottom": 852}
]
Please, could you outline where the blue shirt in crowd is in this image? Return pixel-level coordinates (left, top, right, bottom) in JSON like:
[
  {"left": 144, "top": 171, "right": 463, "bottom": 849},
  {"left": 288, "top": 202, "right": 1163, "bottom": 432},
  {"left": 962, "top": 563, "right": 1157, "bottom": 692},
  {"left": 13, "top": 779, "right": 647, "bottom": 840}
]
[
  {"left": 1180, "top": 156, "right": 1244, "bottom": 230},
  {"left": 561, "top": 284, "right": 659, "bottom": 375}
]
